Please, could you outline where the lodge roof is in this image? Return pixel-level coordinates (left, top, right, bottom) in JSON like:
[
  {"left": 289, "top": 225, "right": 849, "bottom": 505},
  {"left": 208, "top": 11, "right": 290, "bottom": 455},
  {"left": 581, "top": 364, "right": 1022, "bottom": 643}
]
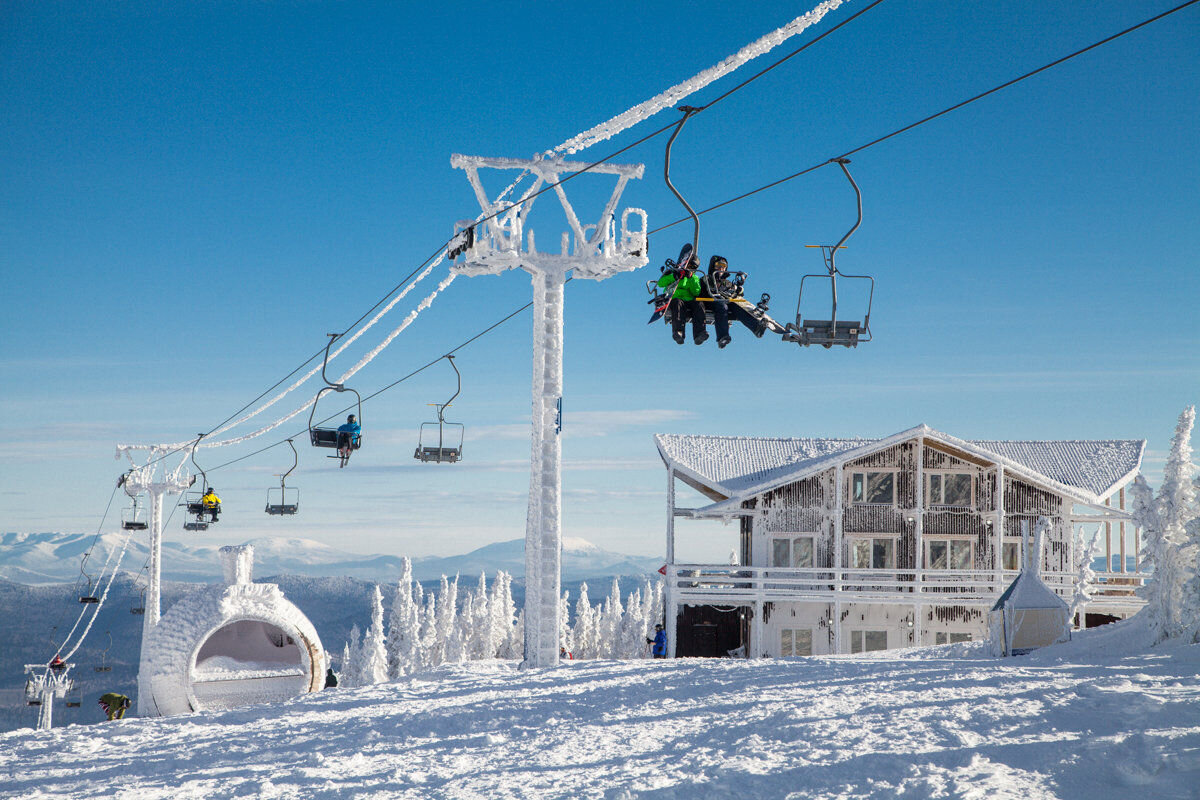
[{"left": 655, "top": 424, "right": 1145, "bottom": 510}]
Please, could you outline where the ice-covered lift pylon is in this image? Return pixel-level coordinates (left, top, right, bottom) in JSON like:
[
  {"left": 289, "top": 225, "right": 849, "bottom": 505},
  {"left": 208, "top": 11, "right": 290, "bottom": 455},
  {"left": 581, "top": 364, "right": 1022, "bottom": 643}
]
[{"left": 449, "top": 154, "right": 648, "bottom": 667}]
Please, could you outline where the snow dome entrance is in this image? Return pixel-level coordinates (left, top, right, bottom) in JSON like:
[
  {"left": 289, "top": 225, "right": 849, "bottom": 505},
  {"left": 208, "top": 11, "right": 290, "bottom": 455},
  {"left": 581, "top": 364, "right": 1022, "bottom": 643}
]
[
  {"left": 140, "top": 545, "right": 325, "bottom": 716},
  {"left": 192, "top": 619, "right": 308, "bottom": 710}
]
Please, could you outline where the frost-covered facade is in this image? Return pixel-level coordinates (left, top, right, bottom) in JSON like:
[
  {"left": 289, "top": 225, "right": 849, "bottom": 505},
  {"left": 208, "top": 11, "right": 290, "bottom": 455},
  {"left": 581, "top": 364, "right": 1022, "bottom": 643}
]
[
  {"left": 140, "top": 545, "right": 325, "bottom": 715},
  {"left": 656, "top": 424, "right": 1147, "bottom": 658}
]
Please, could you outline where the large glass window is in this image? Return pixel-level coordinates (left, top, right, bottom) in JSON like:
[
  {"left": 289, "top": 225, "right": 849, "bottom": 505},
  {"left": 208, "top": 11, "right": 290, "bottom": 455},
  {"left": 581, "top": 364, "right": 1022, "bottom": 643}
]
[
  {"left": 770, "top": 536, "right": 814, "bottom": 568},
  {"left": 850, "top": 630, "right": 888, "bottom": 653},
  {"left": 781, "top": 628, "right": 813, "bottom": 656},
  {"left": 928, "top": 472, "right": 973, "bottom": 507},
  {"left": 850, "top": 537, "right": 895, "bottom": 569},
  {"left": 927, "top": 539, "right": 974, "bottom": 570},
  {"left": 935, "top": 632, "right": 973, "bottom": 645},
  {"left": 850, "top": 471, "right": 895, "bottom": 505}
]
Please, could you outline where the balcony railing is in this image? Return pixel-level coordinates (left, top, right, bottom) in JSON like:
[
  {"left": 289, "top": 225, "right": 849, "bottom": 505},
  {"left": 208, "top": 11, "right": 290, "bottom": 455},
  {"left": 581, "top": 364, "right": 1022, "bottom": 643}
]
[{"left": 666, "top": 564, "right": 1146, "bottom": 607}]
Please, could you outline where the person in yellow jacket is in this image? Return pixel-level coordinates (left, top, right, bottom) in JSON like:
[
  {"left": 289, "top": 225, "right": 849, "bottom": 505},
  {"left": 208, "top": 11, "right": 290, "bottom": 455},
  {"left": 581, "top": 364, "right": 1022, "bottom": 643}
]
[
  {"left": 98, "top": 692, "right": 130, "bottom": 720},
  {"left": 201, "top": 488, "right": 221, "bottom": 522}
]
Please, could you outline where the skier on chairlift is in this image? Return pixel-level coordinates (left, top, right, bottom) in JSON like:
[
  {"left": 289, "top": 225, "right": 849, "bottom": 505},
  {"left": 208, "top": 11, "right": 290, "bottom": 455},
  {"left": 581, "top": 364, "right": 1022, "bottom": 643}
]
[
  {"left": 201, "top": 487, "right": 221, "bottom": 522},
  {"left": 657, "top": 244, "right": 708, "bottom": 345},
  {"left": 337, "top": 414, "right": 361, "bottom": 461}
]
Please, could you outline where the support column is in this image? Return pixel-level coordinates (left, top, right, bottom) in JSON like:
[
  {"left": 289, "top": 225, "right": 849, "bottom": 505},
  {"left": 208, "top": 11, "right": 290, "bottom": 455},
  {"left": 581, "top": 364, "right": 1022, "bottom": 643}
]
[
  {"left": 833, "top": 464, "right": 844, "bottom": 654},
  {"left": 752, "top": 599, "right": 763, "bottom": 659},
  {"left": 994, "top": 465, "right": 1005, "bottom": 594},
  {"left": 523, "top": 268, "right": 564, "bottom": 668},
  {"left": 36, "top": 686, "right": 53, "bottom": 731},
  {"left": 137, "top": 486, "right": 165, "bottom": 716},
  {"left": 914, "top": 437, "right": 925, "bottom": 621}
]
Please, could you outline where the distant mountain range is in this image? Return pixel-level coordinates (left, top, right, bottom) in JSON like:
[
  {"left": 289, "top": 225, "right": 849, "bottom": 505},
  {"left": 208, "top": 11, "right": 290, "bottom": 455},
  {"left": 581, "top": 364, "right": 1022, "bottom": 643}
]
[{"left": 0, "top": 532, "right": 663, "bottom": 585}]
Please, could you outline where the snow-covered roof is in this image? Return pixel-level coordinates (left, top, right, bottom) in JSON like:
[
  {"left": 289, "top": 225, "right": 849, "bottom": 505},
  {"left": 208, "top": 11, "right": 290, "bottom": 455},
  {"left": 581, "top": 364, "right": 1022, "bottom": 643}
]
[
  {"left": 656, "top": 424, "right": 1145, "bottom": 511},
  {"left": 991, "top": 568, "right": 1070, "bottom": 612}
]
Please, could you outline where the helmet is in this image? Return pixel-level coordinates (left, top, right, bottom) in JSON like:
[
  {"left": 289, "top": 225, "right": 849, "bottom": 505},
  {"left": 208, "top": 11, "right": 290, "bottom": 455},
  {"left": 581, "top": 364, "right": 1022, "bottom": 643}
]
[
  {"left": 655, "top": 624, "right": 663, "bottom": 630},
  {"left": 347, "top": 414, "right": 356, "bottom": 422},
  {"left": 709, "top": 255, "right": 728, "bottom": 271}
]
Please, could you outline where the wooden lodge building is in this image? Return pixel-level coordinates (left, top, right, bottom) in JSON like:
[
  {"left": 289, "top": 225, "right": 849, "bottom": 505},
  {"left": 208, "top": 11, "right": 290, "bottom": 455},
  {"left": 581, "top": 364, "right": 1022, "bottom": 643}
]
[{"left": 655, "top": 424, "right": 1147, "bottom": 658}]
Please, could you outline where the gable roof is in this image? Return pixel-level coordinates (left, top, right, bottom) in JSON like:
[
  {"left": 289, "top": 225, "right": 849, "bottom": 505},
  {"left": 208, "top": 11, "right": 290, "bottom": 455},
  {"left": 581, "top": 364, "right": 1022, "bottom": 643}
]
[{"left": 656, "top": 424, "right": 1144, "bottom": 511}]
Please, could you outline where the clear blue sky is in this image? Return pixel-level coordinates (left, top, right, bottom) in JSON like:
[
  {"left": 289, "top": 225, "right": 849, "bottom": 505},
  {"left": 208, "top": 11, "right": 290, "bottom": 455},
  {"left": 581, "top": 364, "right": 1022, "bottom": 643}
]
[{"left": 2, "top": 0, "right": 1197, "bottom": 560}]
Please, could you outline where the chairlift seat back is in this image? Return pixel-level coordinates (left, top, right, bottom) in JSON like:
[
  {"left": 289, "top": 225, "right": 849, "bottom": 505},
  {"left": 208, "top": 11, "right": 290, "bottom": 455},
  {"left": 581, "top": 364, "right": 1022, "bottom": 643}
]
[
  {"left": 310, "top": 428, "right": 361, "bottom": 450},
  {"left": 265, "top": 503, "right": 299, "bottom": 515},
  {"left": 414, "top": 445, "right": 462, "bottom": 463},
  {"left": 122, "top": 521, "right": 148, "bottom": 531},
  {"left": 183, "top": 521, "right": 209, "bottom": 532}
]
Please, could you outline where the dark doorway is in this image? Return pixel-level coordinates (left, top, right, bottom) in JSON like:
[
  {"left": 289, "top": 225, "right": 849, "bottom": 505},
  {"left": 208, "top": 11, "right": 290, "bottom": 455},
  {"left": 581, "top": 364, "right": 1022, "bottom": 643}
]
[
  {"left": 676, "top": 604, "right": 746, "bottom": 657},
  {"left": 1082, "top": 612, "right": 1121, "bottom": 629}
]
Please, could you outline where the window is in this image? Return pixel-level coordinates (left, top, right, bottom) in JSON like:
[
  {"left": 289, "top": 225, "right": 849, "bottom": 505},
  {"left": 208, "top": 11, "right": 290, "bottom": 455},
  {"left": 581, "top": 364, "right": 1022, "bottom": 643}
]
[
  {"left": 928, "top": 472, "right": 973, "bottom": 507},
  {"left": 771, "top": 536, "right": 815, "bottom": 568},
  {"left": 926, "top": 538, "right": 974, "bottom": 570},
  {"left": 850, "top": 471, "right": 895, "bottom": 505},
  {"left": 850, "top": 537, "right": 895, "bottom": 569},
  {"left": 935, "top": 632, "right": 973, "bottom": 645},
  {"left": 781, "top": 628, "right": 813, "bottom": 656},
  {"left": 1002, "top": 540, "right": 1023, "bottom": 570},
  {"left": 850, "top": 630, "right": 888, "bottom": 653}
]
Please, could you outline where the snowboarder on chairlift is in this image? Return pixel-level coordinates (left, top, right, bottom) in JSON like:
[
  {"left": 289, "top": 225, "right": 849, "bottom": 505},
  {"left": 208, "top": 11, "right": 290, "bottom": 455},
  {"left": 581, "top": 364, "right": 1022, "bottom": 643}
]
[
  {"left": 705, "top": 255, "right": 735, "bottom": 349},
  {"left": 49, "top": 655, "right": 66, "bottom": 672},
  {"left": 98, "top": 692, "right": 130, "bottom": 720},
  {"left": 657, "top": 244, "right": 707, "bottom": 345},
  {"left": 647, "top": 624, "right": 667, "bottom": 658},
  {"left": 201, "top": 487, "right": 221, "bottom": 522},
  {"left": 337, "top": 414, "right": 361, "bottom": 460}
]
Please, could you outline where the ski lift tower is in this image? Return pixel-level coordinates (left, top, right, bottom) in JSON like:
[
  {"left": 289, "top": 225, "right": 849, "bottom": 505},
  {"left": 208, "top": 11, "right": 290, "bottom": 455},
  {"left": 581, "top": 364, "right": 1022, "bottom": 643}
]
[
  {"left": 449, "top": 154, "right": 647, "bottom": 667},
  {"left": 118, "top": 450, "right": 194, "bottom": 714}
]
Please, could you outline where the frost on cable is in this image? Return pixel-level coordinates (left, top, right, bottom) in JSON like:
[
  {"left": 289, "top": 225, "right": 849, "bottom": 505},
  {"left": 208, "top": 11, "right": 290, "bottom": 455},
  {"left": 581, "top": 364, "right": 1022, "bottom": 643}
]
[{"left": 140, "top": 544, "right": 325, "bottom": 716}]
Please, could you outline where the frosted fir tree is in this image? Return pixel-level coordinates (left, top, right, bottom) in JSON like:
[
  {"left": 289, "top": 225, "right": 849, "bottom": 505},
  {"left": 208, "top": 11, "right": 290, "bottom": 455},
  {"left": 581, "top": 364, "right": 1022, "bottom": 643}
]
[
  {"left": 1070, "top": 526, "right": 1101, "bottom": 627},
  {"left": 339, "top": 641, "right": 351, "bottom": 688},
  {"left": 490, "top": 571, "right": 517, "bottom": 659},
  {"left": 386, "top": 558, "right": 423, "bottom": 679},
  {"left": 444, "top": 593, "right": 471, "bottom": 664},
  {"left": 419, "top": 593, "right": 439, "bottom": 669},
  {"left": 619, "top": 586, "right": 646, "bottom": 658},
  {"left": 361, "top": 585, "right": 389, "bottom": 685},
  {"left": 468, "top": 573, "right": 490, "bottom": 659},
  {"left": 1131, "top": 406, "right": 1200, "bottom": 643},
  {"left": 429, "top": 575, "right": 458, "bottom": 666},
  {"left": 342, "top": 624, "right": 363, "bottom": 688},
  {"left": 600, "top": 579, "right": 624, "bottom": 658},
  {"left": 559, "top": 590, "right": 573, "bottom": 658},
  {"left": 572, "top": 582, "right": 596, "bottom": 659},
  {"left": 503, "top": 609, "right": 524, "bottom": 660}
]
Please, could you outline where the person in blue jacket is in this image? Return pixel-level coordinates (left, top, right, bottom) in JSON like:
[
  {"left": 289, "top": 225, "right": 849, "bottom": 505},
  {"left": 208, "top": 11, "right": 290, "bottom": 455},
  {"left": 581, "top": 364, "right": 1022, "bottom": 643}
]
[
  {"left": 336, "top": 414, "right": 361, "bottom": 461},
  {"left": 647, "top": 623, "right": 667, "bottom": 658}
]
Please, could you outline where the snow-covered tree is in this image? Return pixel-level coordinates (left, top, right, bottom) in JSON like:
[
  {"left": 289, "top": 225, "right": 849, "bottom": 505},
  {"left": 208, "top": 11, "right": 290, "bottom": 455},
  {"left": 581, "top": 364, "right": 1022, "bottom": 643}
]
[
  {"left": 342, "top": 624, "right": 363, "bottom": 688},
  {"left": 559, "top": 590, "right": 573, "bottom": 658},
  {"left": 386, "top": 558, "right": 423, "bottom": 679},
  {"left": 468, "top": 573, "right": 490, "bottom": 659},
  {"left": 361, "top": 585, "right": 389, "bottom": 685},
  {"left": 600, "top": 579, "right": 624, "bottom": 658},
  {"left": 572, "top": 582, "right": 597, "bottom": 659},
  {"left": 491, "top": 571, "right": 517, "bottom": 659},
  {"left": 618, "top": 586, "right": 646, "bottom": 658},
  {"left": 419, "top": 593, "right": 439, "bottom": 669},
  {"left": 1132, "top": 406, "right": 1200, "bottom": 643},
  {"left": 1070, "top": 525, "right": 1101, "bottom": 626}
]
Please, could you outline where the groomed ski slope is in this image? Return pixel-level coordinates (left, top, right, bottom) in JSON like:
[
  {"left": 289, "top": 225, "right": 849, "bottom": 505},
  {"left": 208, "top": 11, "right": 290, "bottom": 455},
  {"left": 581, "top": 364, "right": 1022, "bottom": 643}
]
[{"left": 2, "top": 622, "right": 1198, "bottom": 800}]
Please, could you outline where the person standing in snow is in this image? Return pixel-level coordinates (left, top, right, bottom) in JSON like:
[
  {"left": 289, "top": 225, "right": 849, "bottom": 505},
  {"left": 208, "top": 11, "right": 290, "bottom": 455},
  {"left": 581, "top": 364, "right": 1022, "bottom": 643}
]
[
  {"left": 201, "top": 487, "right": 220, "bottom": 522},
  {"left": 647, "top": 624, "right": 667, "bottom": 658},
  {"left": 336, "top": 414, "right": 361, "bottom": 460},
  {"left": 657, "top": 245, "right": 708, "bottom": 345},
  {"left": 98, "top": 693, "right": 130, "bottom": 720}
]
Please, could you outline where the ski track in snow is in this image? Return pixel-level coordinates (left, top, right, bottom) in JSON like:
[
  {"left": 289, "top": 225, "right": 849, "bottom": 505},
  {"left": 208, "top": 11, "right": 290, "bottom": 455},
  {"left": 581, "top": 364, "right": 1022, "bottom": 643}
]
[{"left": 3, "top": 641, "right": 1199, "bottom": 800}]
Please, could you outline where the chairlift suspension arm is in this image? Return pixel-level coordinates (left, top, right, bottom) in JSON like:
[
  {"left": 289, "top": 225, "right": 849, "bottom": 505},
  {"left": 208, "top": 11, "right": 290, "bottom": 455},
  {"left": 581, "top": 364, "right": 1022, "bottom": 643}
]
[
  {"left": 827, "top": 158, "right": 863, "bottom": 330},
  {"left": 664, "top": 106, "right": 702, "bottom": 265}
]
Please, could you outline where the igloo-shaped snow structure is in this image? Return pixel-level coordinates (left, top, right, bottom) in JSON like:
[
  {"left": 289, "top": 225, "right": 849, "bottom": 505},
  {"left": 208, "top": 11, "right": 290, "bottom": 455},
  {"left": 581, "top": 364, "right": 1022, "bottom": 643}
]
[{"left": 141, "top": 545, "right": 325, "bottom": 716}]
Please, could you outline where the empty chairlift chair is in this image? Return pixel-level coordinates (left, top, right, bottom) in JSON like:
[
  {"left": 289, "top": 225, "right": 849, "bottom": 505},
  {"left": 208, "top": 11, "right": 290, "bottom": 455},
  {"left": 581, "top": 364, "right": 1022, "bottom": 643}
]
[
  {"left": 265, "top": 439, "right": 300, "bottom": 515},
  {"left": 415, "top": 355, "right": 464, "bottom": 464},
  {"left": 784, "top": 158, "right": 875, "bottom": 349}
]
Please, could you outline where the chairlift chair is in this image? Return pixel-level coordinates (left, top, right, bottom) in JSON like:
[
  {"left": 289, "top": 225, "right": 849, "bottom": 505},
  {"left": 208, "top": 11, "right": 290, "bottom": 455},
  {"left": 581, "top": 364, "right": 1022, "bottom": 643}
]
[
  {"left": 95, "top": 632, "right": 114, "bottom": 670},
  {"left": 414, "top": 355, "right": 465, "bottom": 464},
  {"left": 25, "top": 678, "right": 43, "bottom": 706},
  {"left": 181, "top": 433, "right": 217, "bottom": 530},
  {"left": 65, "top": 688, "right": 82, "bottom": 708},
  {"left": 118, "top": 471, "right": 148, "bottom": 530},
  {"left": 784, "top": 158, "right": 875, "bottom": 349},
  {"left": 130, "top": 587, "right": 145, "bottom": 615},
  {"left": 265, "top": 439, "right": 300, "bottom": 515},
  {"left": 308, "top": 333, "right": 363, "bottom": 468},
  {"left": 78, "top": 553, "right": 100, "bottom": 603}
]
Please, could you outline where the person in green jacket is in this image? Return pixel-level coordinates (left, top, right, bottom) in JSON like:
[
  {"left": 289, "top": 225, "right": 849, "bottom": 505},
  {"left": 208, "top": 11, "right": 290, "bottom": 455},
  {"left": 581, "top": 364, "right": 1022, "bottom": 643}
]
[
  {"left": 657, "top": 244, "right": 709, "bottom": 345},
  {"left": 98, "top": 692, "right": 130, "bottom": 720}
]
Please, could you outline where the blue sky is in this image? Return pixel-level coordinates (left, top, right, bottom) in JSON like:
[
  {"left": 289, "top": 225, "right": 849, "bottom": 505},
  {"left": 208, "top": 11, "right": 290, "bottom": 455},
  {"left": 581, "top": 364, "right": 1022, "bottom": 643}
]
[{"left": 1, "top": 0, "right": 1196, "bottom": 561}]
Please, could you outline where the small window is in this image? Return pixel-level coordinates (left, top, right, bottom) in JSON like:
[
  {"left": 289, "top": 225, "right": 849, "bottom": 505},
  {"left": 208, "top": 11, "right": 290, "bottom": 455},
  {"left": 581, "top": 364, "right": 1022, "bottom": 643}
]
[
  {"left": 770, "top": 536, "right": 815, "bottom": 568},
  {"left": 781, "top": 628, "right": 813, "bottom": 656},
  {"left": 850, "top": 630, "right": 888, "bottom": 653},
  {"left": 935, "top": 632, "right": 973, "bottom": 645},
  {"left": 929, "top": 472, "right": 973, "bottom": 507},
  {"left": 851, "top": 471, "right": 895, "bottom": 505},
  {"left": 926, "top": 539, "right": 974, "bottom": 570},
  {"left": 850, "top": 537, "right": 895, "bottom": 569},
  {"left": 1002, "top": 541, "right": 1023, "bottom": 570}
]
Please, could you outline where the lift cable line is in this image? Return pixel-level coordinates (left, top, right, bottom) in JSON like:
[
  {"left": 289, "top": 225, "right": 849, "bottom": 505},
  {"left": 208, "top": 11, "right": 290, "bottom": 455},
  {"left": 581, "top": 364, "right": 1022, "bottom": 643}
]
[{"left": 649, "top": 0, "right": 1200, "bottom": 236}]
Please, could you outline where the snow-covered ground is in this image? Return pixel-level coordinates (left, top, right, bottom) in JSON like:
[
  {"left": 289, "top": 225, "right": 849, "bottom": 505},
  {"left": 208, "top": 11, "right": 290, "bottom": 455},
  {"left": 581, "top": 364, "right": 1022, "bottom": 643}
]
[{"left": 3, "top": 622, "right": 1198, "bottom": 800}]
